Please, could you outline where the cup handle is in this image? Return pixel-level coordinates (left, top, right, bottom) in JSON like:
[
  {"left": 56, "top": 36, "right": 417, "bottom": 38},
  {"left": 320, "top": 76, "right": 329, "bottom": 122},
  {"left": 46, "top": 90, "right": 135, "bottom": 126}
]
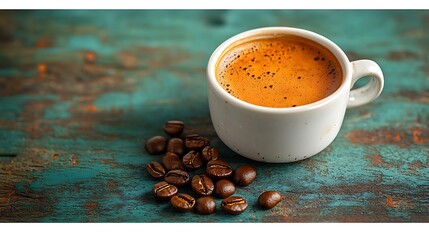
[{"left": 348, "top": 59, "right": 384, "bottom": 108}]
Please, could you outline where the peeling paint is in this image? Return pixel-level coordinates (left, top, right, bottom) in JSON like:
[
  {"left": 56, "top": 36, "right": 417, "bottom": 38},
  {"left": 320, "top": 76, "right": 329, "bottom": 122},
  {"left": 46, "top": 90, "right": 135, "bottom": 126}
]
[
  {"left": 369, "top": 152, "right": 384, "bottom": 167},
  {"left": 69, "top": 154, "right": 80, "bottom": 166},
  {"left": 387, "top": 51, "right": 419, "bottom": 60},
  {"left": 366, "top": 150, "right": 398, "bottom": 168},
  {"left": 346, "top": 127, "right": 429, "bottom": 147},
  {"left": 393, "top": 90, "right": 429, "bottom": 104},
  {"left": 84, "top": 51, "right": 97, "bottom": 62},
  {"left": 84, "top": 202, "right": 98, "bottom": 215},
  {"left": 100, "top": 158, "right": 118, "bottom": 167},
  {"left": 408, "top": 160, "right": 428, "bottom": 171},
  {"left": 84, "top": 104, "right": 98, "bottom": 112},
  {"left": 0, "top": 149, "right": 54, "bottom": 222},
  {"left": 386, "top": 195, "right": 396, "bottom": 208},
  {"left": 412, "top": 128, "right": 426, "bottom": 144}
]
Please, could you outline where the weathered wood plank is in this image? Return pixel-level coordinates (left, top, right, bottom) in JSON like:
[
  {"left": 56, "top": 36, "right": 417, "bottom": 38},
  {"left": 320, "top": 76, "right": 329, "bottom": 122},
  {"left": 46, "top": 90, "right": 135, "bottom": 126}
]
[{"left": 0, "top": 10, "right": 428, "bottom": 222}]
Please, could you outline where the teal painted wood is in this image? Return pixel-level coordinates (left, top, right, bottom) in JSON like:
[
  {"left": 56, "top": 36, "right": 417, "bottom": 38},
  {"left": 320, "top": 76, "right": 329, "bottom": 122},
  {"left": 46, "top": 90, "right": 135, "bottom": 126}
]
[{"left": 0, "top": 10, "right": 428, "bottom": 222}]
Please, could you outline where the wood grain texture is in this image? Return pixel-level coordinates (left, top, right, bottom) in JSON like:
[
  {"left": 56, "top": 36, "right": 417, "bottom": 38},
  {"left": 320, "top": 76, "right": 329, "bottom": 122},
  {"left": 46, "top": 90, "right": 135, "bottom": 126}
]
[{"left": 0, "top": 10, "right": 428, "bottom": 222}]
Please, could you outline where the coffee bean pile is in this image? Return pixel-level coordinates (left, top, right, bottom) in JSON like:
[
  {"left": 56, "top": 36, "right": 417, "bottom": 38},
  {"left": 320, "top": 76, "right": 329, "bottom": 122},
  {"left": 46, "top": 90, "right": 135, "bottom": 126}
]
[{"left": 145, "top": 120, "right": 281, "bottom": 215}]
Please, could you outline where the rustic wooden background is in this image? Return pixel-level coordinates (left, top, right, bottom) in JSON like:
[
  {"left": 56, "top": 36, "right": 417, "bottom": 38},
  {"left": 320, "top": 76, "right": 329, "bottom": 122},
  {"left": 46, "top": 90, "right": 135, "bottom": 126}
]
[{"left": 0, "top": 10, "right": 428, "bottom": 222}]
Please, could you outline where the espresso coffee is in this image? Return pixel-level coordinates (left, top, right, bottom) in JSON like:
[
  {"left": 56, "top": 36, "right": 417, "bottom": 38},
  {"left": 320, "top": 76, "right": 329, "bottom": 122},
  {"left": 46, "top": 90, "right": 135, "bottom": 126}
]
[
  {"left": 146, "top": 161, "right": 165, "bottom": 179},
  {"left": 185, "top": 134, "right": 210, "bottom": 150},
  {"left": 162, "top": 152, "right": 184, "bottom": 171},
  {"left": 258, "top": 190, "right": 282, "bottom": 209},
  {"left": 214, "top": 179, "right": 235, "bottom": 198},
  {"left": 170, "top": 194, "right": 195, "bottom": 212},
  {"left": 152, "top": 181, "right": 178, "bottom": 201},
  {"left": 232, "top": 165, "right": 256, "bottom": 186},
  {"left": 164, "top": 169, "right": 190, "bottom": 187},
  {"left": 221, "top": 196, "right": 248, "bottom": 215},
  {"left": 145, "top": 136, "right": 167, "bottom": 154},
  {"left": 201, "top": 146, "right": 219, "bottom": 162},
  {"left": 182, "top": 150, "right": 203, "bottom": 170},
  {"left": 195, "top": 196, "right": 216, "bottom": 215},
  {"left": 164, "top": 120, "right": 184, "bottom": 136},
  {"left": 206, "top": 160, "right": 233, "bottom": 179},
  {"left": 216, "top": 35, "right": 342, "bottom": 108},
  {"left": 167, "top": 138, "right": 185, "bottom": 156},
  {"left": 191, "top": 174, "right": 214, "bottom": 196}
]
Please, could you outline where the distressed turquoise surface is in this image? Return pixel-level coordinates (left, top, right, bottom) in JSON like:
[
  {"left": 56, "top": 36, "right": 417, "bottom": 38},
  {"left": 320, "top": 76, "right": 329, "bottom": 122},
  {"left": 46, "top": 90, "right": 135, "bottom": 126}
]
[{"left": 0, "top": 10, "right": 428, "bottom": 222}]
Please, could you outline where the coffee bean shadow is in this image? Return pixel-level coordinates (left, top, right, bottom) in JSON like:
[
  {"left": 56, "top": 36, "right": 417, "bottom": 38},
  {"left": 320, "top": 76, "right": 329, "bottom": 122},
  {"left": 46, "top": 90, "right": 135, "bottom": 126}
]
[
  {"left": 159, "top": 202, "right": 235, "bottom": 223},
  {"left": 141, "top": 190, "right": 198, "bottom": 222},
  {"left": 252, "top": 201, "right": 266, "bottom": 211},
  {"left": 141, "top": 190, "right": 162, "bottom": 206}
]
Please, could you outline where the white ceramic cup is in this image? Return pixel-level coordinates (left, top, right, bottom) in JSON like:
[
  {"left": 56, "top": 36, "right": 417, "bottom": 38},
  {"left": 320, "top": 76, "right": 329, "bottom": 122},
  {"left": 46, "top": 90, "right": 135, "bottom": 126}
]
[{"left": 207, "top": 27, "right": 384, "bottom": 163}]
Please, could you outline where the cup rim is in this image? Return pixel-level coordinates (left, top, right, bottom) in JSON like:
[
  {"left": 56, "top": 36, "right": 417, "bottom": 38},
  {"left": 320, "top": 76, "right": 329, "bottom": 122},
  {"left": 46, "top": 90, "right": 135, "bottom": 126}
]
[{"left": 207, "top": 27, "right": 352, "bottom": 114}]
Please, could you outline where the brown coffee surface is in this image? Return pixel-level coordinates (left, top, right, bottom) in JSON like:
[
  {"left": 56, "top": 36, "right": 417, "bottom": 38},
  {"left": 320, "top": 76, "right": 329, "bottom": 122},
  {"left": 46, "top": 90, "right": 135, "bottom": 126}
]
[{"left": 216, "top": 35, "right": 343, "bottom": 108}]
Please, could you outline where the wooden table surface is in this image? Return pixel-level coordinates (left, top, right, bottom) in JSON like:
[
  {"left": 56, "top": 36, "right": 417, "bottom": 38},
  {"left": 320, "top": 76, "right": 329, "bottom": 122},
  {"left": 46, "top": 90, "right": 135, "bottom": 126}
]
[{"left": 0, "top": 10, "right": 428, "bottom": 222}]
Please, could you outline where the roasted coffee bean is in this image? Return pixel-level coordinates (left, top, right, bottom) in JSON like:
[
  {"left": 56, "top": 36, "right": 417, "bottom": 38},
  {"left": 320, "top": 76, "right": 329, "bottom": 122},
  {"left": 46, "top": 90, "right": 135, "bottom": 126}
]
[
  {"left": 233, "top": 165, "right": 257, "bottom": 186},
  {"left": 214, "top": 179, "right": 236, "bottom": 198},
  {"left": 145, "top": 161, "right": 165, "bottom": 179},
  {"left": 162, "top": 152, "right": 185, "bottom": 171},
  {"left": 258, "top": 191, "right": 282, "bottom": 209},
  {"left": 191, "top": 174, "right": 214, "bottom": 196},
  {"left": 201, "top": 146, "right": 219, "bottom": 162},
  {"left": 195, "top": 196, "right": 216, "bottom": 215},
  {"left": 185, "top": 134, "right": 209, "bottom": 150},
  {"left": 164, "top": 170, "right": 190, "bottom": 187},
  {"left": 145, "top": 136, "right": 167, "bottom": 154},
  {"left": 170, "top": 193, "right": 195, "bottom": 212},
  {"left": 167, "top": 138, "right": 185, "bottom": 156},
  {"left": 206, "top": 160, "right": 232, "bottom": 179},
  {"left": 183, "top": 150, "right": 203, "bottom": 170},
  {"left": 221, "top": 196, "right": 248, "bottom": 215},
  {"left": 152, "top": 181, "right": 178, "bottom": 201},
  {"left": 164, "top": 120, "right": 184, "bottom": 136}
]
